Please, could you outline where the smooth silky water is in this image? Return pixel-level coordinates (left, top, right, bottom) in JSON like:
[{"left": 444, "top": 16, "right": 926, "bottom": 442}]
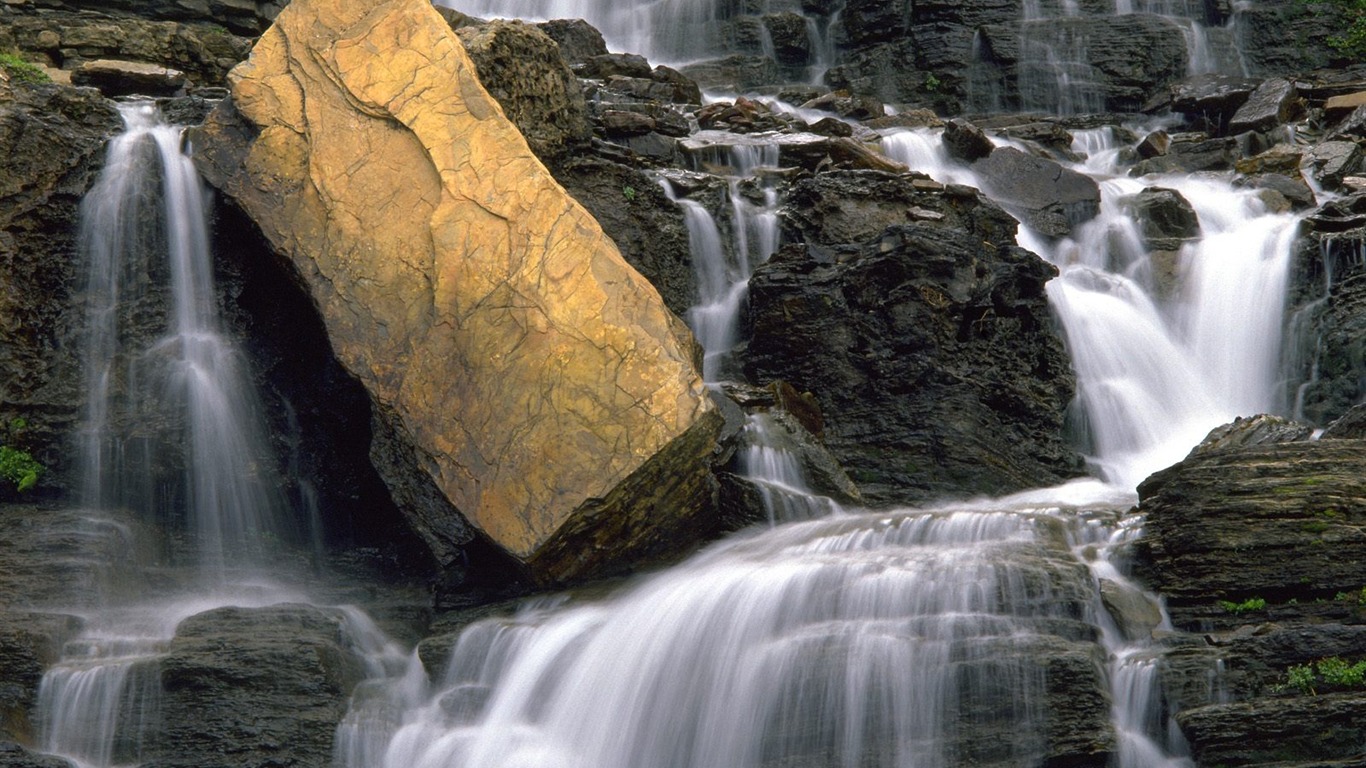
[
  {"left": 34, "top": 103, "right": 396, "bottom": 768},
  {"left": 338, "top": 64, "right": 1301, "bottom": 768},
  {"left": 40, "top": 5, "right": 1302, "bottom": 767}
]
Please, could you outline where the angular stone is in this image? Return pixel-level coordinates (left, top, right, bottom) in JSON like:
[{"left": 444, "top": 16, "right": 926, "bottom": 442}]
[
  {"left": 1325, "top": 90, "right": 1366, "bottom": 120},
  {"left": 942, "top": 118, "right": 994, "bottom": 163},
  {"left": 1235, "top": 144, "right": 1304, "bottom": 176},
  {"left": 1322, "top": 403, "right": 1366, "bottom": 439},
  {"left": 195, "top": 0, "right": 720, "bottom": 584},
  {"left": 454, "top": 20, "right": 591, "bottom": 162},
  {"left": 1306, "top": 140, "right": 1364, "bottom": 188},
  {"left": 69, "top": 58, "right": 186, "bottom": 96},
  {"left": 742, "top": 171, "right": 1082, "bottom": 504},
  {"left": 1228, "top": 77, "right": 1303, "bottom": 134},
  {"left": 1187, "top": 413, "right": 1313, "bottom": 457},
  {"left": 971, "top": 147, "right": 1101, "bottom": 237},
  {"left": 153, "top": 605, "right": 367, "bottom": 768},
  {"left": 1124, "top": 186, "right": 1200, "bottom": 251},
  {"left": 535, "top": 18, "right": 607, "bottom": 66},
  {"left": 1178, "top": 694, "right": 1366, "bottom": 767},
  {"left": 1136, "top": 129, "right": 1169, "bottom": 159},
  {"left": 1134, "top": 438, "right": 1366, "bottom": 610},
  {"left": 1169, "top": 73, "right": 1260, "bottom": 124}
]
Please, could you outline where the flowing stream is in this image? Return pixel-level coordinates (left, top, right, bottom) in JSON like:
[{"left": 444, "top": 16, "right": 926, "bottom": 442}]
[{"left": 33, "top": 4, "right": 1306, "bottom": 766}]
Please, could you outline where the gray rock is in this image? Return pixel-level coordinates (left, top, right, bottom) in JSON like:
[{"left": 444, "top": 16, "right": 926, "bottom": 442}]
[
  {"left": 1178, "top": 694, "right": 1366, "bottom": 767},
  {"left": 1134, "top": 438, "right": 1366, "bottom": 613},
  {"left": 1188, "top": 413, "right": 1314, "bottom": 456},
  {"left": 678, "top": 55, "right": 780, "bottom": 91},
  {"left": 455, "top": 21, "right": 592, "bottom": 163},
  {"left": 742, "top": 170, "right": 1083, "bottom": 504},
  {"left": 1169, "top": 73, "right": 1261, "bottom": 128},
  {"left": 942, "top": 118, "right": 994, "bottom": 163},
  {"left": 1322, "top": 403, "right": 1366, "bottom": 439},
  {"left": 1228, "top": 77, "right": 1303, "bottom": 134},
  {"left": 971, "top": 147, "right": 1101, "bottom": 237},
  {"left": 150, "top": 604, "right": 368, "bottom": 768},
  {"left": 536, "top": 18, "right": 607, "bottom": 66},
  {"left": 1237, "top": 172, "right": 1317, "bottom": 211},
  {"left": 1306, "top": 141, "right": 1365, "bottom": 188},
  {"left": 1136, "top": 129, "right": 1170, "bottom": 159},
  {"left": 69, "top": 59, "right": 185, "bottom": 97},
  {"left": 0, "top": 742, "right": 75, "bottom": 768},
  {"left": 1124, "top": 186, "right": 1201, "bottom": 251}
]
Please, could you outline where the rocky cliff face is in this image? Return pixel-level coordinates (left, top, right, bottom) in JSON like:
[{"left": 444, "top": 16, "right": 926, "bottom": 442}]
[
  {"left": 193, "top": 0, "right": 722, "bottom": 585},
  {"left": 743, "top": 170, "right": 1083, "bottom": 504},
  {"left": 0, "top": 76, "right": 121, "bottom": 497}
]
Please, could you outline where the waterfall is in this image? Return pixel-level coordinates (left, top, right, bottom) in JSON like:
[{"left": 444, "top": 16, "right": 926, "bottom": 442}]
[
  {"left": 77, "top": 102, "right": 285, "bottom": 577},
  {"left": 36, "top": 102, "right": 379, "bottom": 768}
]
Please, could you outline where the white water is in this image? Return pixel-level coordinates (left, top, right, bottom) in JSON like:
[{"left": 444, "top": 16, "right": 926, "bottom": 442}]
[
  {"left": 435, "top": 0, "right": 841, "bottom": 76},
  {"left": 331, "top": 103, "right": 1315, "bottom": 768},
  {"left": 38, "top": 104, "right": 407, "bottom": 768}
]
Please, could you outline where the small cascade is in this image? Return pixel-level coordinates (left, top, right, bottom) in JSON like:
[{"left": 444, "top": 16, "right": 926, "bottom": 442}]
[
  {"left": 36, "top": 102, "right": 359, "bottom": 768},
  {"left": 370, "top": 506, "right": 1112, "bottom": 768},
  {"left": 977, "top": 0, "right": 1247, "bottom": 114},
  {"left": 78, "top": 102, "right": 285, "bottom": 577},
  {"left": 436, "top": 0, "right": 841, "bottom": 77},
  {"left": 738, "top": 413, "right": 842, "bottom": 523}
]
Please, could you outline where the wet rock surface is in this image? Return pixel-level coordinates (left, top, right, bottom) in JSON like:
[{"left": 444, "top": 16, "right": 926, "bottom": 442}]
[
  {"left": 150, "top": 604, "right": 366, "bottom": 768},
  {"left": 743, "top": 171, "right": 1083, "bottom": 504},
  {"left": 0, "top": 81, "right": 121, "bottom": 495}
]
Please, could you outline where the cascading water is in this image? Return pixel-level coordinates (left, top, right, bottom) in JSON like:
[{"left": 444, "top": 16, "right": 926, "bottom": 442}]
[
  {"left": 77, "top": 102, "right": 284, "bottom": 577},
  {"left": 35, "top": 102, "right": 301, "bottom": 768}
]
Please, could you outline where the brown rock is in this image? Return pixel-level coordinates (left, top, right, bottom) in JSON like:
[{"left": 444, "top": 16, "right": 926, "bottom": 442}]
[
  {"left": 196, "top": 0, "right": 720, "bottom": 584},
  {"left": 69, "top": 59, "right": 186, "bottom": 96},
  {"left": 1325, "top": 90, "right": 1366, "bottom": 120}
]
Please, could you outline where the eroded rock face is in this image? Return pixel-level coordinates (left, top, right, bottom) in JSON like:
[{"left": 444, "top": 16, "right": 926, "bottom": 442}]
[
  {"left": 743, "top": 170, "right": 1084, "bottom": 504},
  {"left": 0, "top": 80, "right": 122, "bottom": 495},
  {"left": 194, "top": 0, "right": 720, "bottom": 584}
]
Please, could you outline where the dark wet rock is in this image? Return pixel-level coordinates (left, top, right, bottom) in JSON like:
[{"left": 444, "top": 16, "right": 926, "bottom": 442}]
[
  {"left": 1130, "top": 133, "right": 1237, "bottom": 175},
  {"left": 456, "top": 20, "right": 592, "bottom": 163},
  {"left": 1238, "top": 3, "right": 1342, "bottom": 75},
  {"left": 1136, "top": 129, "right": 1170, "bottom": 159},
  {"left": 678, "top": 55, "right": 780, "bottom": 91},
  {"left": 742, "top": 170, "right": 1083, "bottom": 504},
  {"left": 1304, "top": 141, "right": 1365, "bottom": 189},
  {"left": 649, "top": 66, "right": 703, "bottom": 105},
  {"left": 1187, "top": 414, "right": 1314, "bottom": 457},
  {"left": 536, "top": 18, "right": 608, "bottom": 67},
  {"left": 970, "top": 147, "right": 1101, "bottom": 237},
  {"left": 69, "top": 59, "right": 186, "bottom": 97},
  {"left": 1329, "top": 104, "right": 1366, "bottom": 141},
  {"left": 1237, "top": 172, "right": 1318, "bottom": 211},
  {"left": 1322, "top": 403, "right": 1366, "bottom": 439},
  {"left": 681, "top": 130, "right": 903, "bottom": 174},
  {"left": 3, "top": 0, "right": 280, "bottom": 36},
  {"left": 975, "top": 15, "right": 1190, "bottom": 114},
  {"left": 0, "top": 8, "right": 253, "bottom": 88},
  {"left": 1133, "top": 437, "right": 1366, "bottom": 619},
  {"left": 807, "top": 116, "right": 854, "bottom": 137},
  {"left": 1178, "top": 694, "right": 1366, "bottom": 768},
  {"left": 574, "top": 52, "right": 653, "bottom": 79},
  {"left": 1286, "top": 208, "right": 1366, "bottom": 426},
  {"left": 942, "top": 118, "right": 994, "bottom": 163},
  {"left": 0, "top": 610, "right": 83, "bottom": 743},
  {"left": 551, "top": 155, "right": 696, "bottom": 317},
  {"left": 799, "top": 91, "right": 885, "bottom": 120},
  {"left": 1169, "top": 74, "right": 1261, "bottom": 130},
  {"left": 0, "top": 81, "right": 122, "bottom": 494},
  {"left": 1235, "top": 144, "right": 1304, "bottom": 177},
  {"left": 150, "top": 604, "right": 367, "bottom": 768},
  {"left": 1124, "top": 187, "right": 1201, "bottom": 251},
  {"left": 0, "top": 742, "right": 75, "bottom": 768},
  {"left": 1229, "top": 77, "right": 1304, "bottom": 134},
  {"left": 761, "top": 12, "right": 816, "bottom": 71}
]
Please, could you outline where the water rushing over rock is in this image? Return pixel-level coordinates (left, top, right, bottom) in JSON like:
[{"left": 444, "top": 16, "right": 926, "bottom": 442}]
[{"left": 77, "top": 102, "right": 285, "bottom": 577}]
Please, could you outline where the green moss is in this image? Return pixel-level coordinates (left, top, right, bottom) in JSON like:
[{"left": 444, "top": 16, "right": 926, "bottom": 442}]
[
  {"left": 1218, "top": 597, "right": 1267, "bottom": 614},
  {"left": 1302, "top": 520, "right": 1331, "bottom": 534},
  {"left": 0, "top": 51, "right": 50, "bottom": 84},
  {"left": 0, "top": 417, "right": 43, "bottom": 492}
]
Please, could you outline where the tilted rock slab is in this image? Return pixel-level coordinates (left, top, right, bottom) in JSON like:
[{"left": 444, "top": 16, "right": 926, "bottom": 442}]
[{"left": 194, "top": 0, "right": 720, "bottom": 584}]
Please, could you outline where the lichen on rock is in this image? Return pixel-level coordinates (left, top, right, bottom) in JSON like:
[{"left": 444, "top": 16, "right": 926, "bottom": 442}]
[{"left": 195, "top": 0, "right": 720, "bottom": 584}]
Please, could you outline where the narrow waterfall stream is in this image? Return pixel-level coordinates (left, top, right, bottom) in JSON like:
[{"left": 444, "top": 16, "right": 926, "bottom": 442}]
[{"left": 32, "top": 103, "right": 390, "bottom": 768}]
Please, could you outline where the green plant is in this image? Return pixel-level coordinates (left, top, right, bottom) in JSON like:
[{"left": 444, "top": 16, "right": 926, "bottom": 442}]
[
  {"left": 622, "top": 185, "right": 637, "bottom": 202},
  {"left": 0, "top": 417, "right": 42, "bottom": 492},
  {"left": 1280, "top": 656, "right": 1366, "bottom": 695},
  {"left": 1301, "top": 0, "right": 1366, "bottom": 61},
  {"left": 1218, "top": 597, "right": 1267, "bottom": 614},
  {"left": 0, "top": 51, "right": 50, "bottom": 84},
  {"left": 924, "top": 73, "right": 941, "bottom": 93}
]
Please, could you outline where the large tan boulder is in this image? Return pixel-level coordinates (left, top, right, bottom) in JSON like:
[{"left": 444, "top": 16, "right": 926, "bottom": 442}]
[{"left": 194, "top": 0, "right": 721, "bottom": 584}]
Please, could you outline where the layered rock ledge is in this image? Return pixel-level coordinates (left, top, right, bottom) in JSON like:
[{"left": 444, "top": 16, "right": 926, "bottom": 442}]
[{"left": 194, "top": 0, "right": 721, "bottom": 585}]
